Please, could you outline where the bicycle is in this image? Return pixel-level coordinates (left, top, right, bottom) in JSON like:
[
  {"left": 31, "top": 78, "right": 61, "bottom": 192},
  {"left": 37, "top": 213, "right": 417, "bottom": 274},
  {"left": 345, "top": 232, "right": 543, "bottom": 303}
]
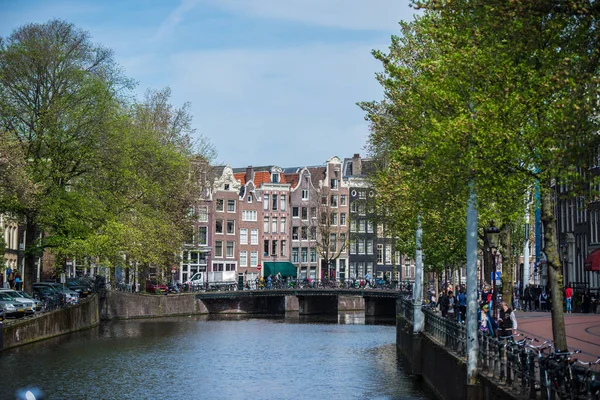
[{"left": 568, "top": 356, "right": 600, "bottom": 400}]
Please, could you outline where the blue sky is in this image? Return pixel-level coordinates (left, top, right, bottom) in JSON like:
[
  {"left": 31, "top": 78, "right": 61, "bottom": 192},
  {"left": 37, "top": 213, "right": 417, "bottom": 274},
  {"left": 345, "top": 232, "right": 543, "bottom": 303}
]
[{"left": 0, "top": 0, "right": 417, "bottom": 168}]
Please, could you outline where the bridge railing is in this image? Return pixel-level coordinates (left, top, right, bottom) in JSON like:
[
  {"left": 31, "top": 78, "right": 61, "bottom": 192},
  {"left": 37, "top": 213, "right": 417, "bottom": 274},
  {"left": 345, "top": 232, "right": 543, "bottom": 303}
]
[{"left": 396, "top": 299, "right": 600, "bottom": 399}]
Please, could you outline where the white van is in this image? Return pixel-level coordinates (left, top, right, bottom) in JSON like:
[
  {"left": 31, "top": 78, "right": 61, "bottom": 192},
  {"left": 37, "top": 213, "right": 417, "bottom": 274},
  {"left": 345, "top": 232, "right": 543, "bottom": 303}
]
[{"left": 187, "top": 272, "right": 204, "bottom": 289}]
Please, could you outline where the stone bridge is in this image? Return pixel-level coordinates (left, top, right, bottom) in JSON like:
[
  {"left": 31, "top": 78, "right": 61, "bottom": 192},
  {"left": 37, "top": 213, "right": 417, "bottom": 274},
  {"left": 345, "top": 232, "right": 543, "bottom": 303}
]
[{"left": 195, "top": 289, "right": 407, "bottom": 317}]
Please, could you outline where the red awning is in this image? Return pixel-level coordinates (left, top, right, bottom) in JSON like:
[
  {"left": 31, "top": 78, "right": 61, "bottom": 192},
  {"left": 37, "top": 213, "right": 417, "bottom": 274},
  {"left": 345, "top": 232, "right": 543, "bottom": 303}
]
[{"left": 584, "top": 249, "right": 600, "bottom": 272}]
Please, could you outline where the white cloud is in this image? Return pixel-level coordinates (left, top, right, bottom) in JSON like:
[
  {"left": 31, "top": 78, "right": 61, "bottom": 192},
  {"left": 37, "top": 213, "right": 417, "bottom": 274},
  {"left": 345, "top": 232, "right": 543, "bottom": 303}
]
[
  {"left": 154, "top": 0, "right": 201, "bottom": 41},
  {"left": 200, "top": 0, "right": 416, "bottom": 31}
]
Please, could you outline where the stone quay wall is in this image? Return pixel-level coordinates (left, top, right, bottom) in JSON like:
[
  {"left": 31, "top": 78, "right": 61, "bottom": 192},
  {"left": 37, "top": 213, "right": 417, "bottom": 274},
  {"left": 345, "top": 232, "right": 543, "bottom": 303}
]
[
  {"left": 1, "top": 294, "right": 100, "bottom": 351},
  {"left": 101, "top": 291, "right": 207, "bottom": 320}
]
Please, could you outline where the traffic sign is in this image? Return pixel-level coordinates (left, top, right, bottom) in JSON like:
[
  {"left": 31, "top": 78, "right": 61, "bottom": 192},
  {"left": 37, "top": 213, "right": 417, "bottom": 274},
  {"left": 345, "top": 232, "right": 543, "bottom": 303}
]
[{"left": 257, "top": 264, "right": 262, "bottom": 270}]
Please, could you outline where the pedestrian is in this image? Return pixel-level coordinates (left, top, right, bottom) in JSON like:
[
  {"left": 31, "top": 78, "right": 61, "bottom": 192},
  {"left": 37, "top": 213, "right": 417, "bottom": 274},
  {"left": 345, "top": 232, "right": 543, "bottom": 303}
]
[
  {"left": 478, "top": 303, "right": 498, "bottom": 338},
  {"left": 430, "top": 290, "right": 437, "bottom": 311},
  {"left": 5, "top": 266, "right": 12, "bottom": 288},
  {"left": 447, "top": 291, "right": 456, "bottom": 321},
  {"left": 582, "top": 290, "right": 591, "bottom": 313},
  {"left": 267, "top": 274, "right": 272, "bottom": 289},
  {"left": 458, "top": 289, "right": 467, "bottom": 323},
  {"left": 14, "top": 271, "right": 22, "bottom": 291},
  {"left": 439, "top": 291, "right": 449, "bottom": 318},
  {"left": 364, "top": 271, "right": 371, "bottom": 288},
  {"left": 497, "top": 300, "right": 518, "bottom": 339},
  {"left": 540, "top": 290, "right": 548, "bottom": 311},
  {"left": 565, "top": 285, "right": 573, "bottom": 313}
]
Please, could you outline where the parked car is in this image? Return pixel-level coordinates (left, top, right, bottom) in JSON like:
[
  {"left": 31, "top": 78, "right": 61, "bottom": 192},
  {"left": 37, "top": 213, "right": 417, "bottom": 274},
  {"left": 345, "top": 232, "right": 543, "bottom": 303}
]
[
  {"left": 15, "top": 290, "right": 43, "bottom": 312},
  {"left": 65, "top": 278, "right": 92, "bottom": 298},
  {"left": 0, "top": 289, "right": 39, "bottom": 314},
  {"left": 146, "top": 280, "right": 168, "bottom": 294},
  {"left": 0, "top": 307, "right": 4, "bottom": 321},
  {"left": 0, "top": 292, "right": 26, "bottom": 318},
  {"left": 33, "top": 283, "right": 79, "bottom": 304}
]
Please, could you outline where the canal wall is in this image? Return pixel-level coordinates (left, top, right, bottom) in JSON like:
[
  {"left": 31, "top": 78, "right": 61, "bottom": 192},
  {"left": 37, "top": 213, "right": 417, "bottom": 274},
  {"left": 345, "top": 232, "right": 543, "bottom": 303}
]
[
  {"left": 102, "top": 291, "right": 207, "bottom": 320},
  {"left": 1, "top": 295, "right": 100, "bottom": 351},
  {"left": 396, "top": 308, "right": 522, "bottom": 400}
]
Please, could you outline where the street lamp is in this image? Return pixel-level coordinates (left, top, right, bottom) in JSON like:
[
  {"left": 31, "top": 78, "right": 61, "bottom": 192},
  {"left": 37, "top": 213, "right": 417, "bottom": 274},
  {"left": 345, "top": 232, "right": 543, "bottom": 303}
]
[{"left": 485, "top": 222, "right": 500, "bottom": 319}]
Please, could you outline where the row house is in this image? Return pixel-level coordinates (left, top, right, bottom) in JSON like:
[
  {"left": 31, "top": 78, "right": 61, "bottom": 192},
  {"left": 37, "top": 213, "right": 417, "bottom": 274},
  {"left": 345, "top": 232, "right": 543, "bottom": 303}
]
[
  {"left": 288, "top": 157, "right": 349, "bottom": 280},
  {"left": 343, "top": 154, "right": 415, "bottom": 281}
]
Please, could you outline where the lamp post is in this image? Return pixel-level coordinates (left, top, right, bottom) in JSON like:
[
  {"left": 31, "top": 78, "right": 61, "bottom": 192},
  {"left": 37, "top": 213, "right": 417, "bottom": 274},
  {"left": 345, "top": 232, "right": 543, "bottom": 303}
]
[{"left": 485, "top": 222, "right": 500, "bottom": 319}]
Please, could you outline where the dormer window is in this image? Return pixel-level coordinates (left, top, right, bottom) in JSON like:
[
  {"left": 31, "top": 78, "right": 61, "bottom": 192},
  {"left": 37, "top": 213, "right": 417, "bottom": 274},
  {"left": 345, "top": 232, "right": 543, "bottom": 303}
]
[
  {"left": 272, "top": 173, "right": 280, "bottom": 183},
  {"left": 224, "top": 184, "right": 230, "bottom": 190}
]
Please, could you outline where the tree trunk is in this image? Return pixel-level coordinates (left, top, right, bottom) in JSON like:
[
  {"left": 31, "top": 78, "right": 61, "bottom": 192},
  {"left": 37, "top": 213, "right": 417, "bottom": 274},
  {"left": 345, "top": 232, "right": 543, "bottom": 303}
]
[
  {"left": 23, "top": 215, "right": 38, "bottom": 293},
  {"left": 541, "top": 188, "right": 568, "bottom": 351},
  {"left": 501, "top": 224, "right": 514, "bottom": 307}
]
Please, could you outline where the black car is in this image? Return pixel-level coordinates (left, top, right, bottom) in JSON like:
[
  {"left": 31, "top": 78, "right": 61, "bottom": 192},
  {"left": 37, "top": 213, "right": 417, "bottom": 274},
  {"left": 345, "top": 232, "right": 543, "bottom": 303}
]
[{"left": 66, "top": 278, "right": 92, "bottom": 298}]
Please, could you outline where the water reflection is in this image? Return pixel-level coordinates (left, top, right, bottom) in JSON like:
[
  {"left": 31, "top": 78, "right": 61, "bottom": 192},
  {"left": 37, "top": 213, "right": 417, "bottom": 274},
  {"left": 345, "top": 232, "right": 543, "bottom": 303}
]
[{"left": 1, "top": 316, "right": 431, "bottom": 400}]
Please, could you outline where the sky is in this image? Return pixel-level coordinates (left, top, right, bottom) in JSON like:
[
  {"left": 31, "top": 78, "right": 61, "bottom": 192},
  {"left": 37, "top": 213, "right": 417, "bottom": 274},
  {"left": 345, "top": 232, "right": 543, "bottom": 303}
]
[{"left": 0, "top": 0, "right": 417, "bottom": 168}]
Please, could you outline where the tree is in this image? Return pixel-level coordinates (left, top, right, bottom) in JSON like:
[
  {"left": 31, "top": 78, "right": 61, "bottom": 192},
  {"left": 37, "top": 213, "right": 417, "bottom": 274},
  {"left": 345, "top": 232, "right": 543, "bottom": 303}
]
[{"left": 0, "top": 20, "right": 130, "bottom": 292}]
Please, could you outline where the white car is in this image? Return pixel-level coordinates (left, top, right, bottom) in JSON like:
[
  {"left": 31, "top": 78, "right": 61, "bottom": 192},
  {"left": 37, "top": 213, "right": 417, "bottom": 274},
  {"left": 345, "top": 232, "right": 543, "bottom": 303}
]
[{"left": 0, "top": 289, "right": 40, "bottom": 314}]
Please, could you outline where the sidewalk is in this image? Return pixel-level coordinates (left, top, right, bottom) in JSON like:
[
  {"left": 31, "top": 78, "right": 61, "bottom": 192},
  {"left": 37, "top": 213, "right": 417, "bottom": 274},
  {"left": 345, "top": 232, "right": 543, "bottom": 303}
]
[{"left": 515, "top": 310, "right": 600, "bottom": 363}]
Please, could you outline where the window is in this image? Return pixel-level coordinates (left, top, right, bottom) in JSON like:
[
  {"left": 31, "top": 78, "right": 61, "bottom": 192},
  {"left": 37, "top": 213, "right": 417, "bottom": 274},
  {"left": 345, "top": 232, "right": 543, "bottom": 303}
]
[
  {"left": 247, "top": 195, "right": 253, "bottom": 203},
  {"left": 281, "top": 240, "right": 286, "bottom": 256},
  {"left": 366, "top": 240, "right": 373, "bottom": 255},
  {"left": 250, "top": 229, "right": 258, "bottom": 245},
  {"left": 377, "top": 244, "right": 383, "bottom": 264},
  {"left": 198, "top": 226, "right": 207, "bottom": 245},
  {"left": 271, "top": 240, "right": 277, "bottom": 256},
  {"left": 240, "top": 251, "right": 248, "bottom": 267},
  {"left": 240, "top": 228, "right": 248, "bottom": 245},
  {"left": 301, "top": 207, "right": 308, "bottom": 220},
  {"left": 226, "top": 241, "right": 234, "bottom": 257},
  {"left": 280, "top": 217, "right": 286, "bottom": 233},
  {"left": 264, "top": 216, "right": 269, "bottom": 233},
  {"left": 331, "top": 178, "right": 338, "bottom": 189},
  {"left": 216, "top": 219, "right": 224, "bottom": 234},
  {"left": 330, "top": 213, "right": 338, "bottom": 225},
  {"left": 227, "top": 199, "right": 235, "bottom": 212},
  {"left": 224, "top": 184, "right": 230, "bottom": 190},
  {"left": 310, "top": 248, "right": 316, "bottom": 262},
  {"left": 310, "top": 226, "right": 316, "bottom": 240},
  {"left": 311, "top": 207, "right": 316, "bottom": 218},
  {"left": 301, "top": 226, "right": 308, "bottom": 240},
  {"left": 321, "top": 213, "right": 327, "bottom": 225},
  {"left": 321, "top": 195, "right": 328, "bottom": 205},
  {"left": 359, "top": 220, "right": 366, "bottom": 233},
  {"left": 263, "top": 194, "right": 269, "bottom": 210},
  {"left": 198, "top": 206, "right": 208, "bottom": 222},
  {"left": 242, "top": 210, "right": 257, "bottom": 221},
  {"left": 302, "top": 189, "right": 309, "bottom": 200},
  {"left": 385, "top": 244, "right": 392, "bottom": 264},
  {"left": 226, "top": 220, "right": 235, "bottom": 234},
  {"left": 272, "top": 217, "right": 278, "bottom": 233},
  {"left": 330, "top": 195, "right": 338, "bottom": 207},
  {"left": 185, "top": 225, "right": 194, "bottom": 244},
  {"left": 250, "top": 251, "right": 258, "bottom": 267},
  {"left": 292, "top": 247, "right": 299, "bottom": 263},
  {"left": 350, "top": 202, "right": 358, "bottom": 213},
  {"left": 216, "top": 199, "right": 224, "bottom": 212},
  {"left": 280, "top": 195, "right": 286, "bottom": 211},
  {"left": 301, "top": 248, "right": 308, "bottom": 263},
  {"left": 215, "top": 240, "right": 223, "bottom": 257},
  {"left": 367, "top": 221, "right": 374, "bottom": 233},
  {"left": 292, "top": 207, "right": 299, "bottom": 218},
  {"left": 340, "top": 213, "right": 346, "bottom": 225},
  {"left": 359, "top": 190, "right": 366, "bottom": 199},
  {"left": 340, "top": 195, "right": 347, "bottom": 206},
  {"left": 330, "top": 233, "right": 337, "bottom": 252},
  {"left": 272, "top": 173, "right": 280, "bottom": 183},
  {"left": 264, "top": 240, "right": 269, "bottom": 256},
  {"left": 292, "top": 226, "right": 299, "bottom": 240},
  {"left": 272, "top": 194, "right": 278, "bottom": 210},
  {"left": 358, "top": 203, "right": 366, "bottom": 216}
]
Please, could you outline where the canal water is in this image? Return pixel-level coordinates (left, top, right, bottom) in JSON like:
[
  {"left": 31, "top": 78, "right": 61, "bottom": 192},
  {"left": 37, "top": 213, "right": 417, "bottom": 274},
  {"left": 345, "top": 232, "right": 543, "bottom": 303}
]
[{"left": 1, "top": 315, "right": 432, "bottom": 400}]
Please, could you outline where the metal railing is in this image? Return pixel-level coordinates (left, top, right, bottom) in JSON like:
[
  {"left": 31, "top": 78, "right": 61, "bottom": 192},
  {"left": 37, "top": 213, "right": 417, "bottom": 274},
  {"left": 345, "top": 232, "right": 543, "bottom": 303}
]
[{"left": 397, "top": 299, "right": 600, "bottom": 399}]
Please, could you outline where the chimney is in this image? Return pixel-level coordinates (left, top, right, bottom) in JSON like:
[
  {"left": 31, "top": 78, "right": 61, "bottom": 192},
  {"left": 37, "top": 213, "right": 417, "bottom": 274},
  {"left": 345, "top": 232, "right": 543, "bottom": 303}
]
[
  {"left": 352, "top": 154, "right": 362, "bottom": 176},
  {"left": 245, "top": 166, "right": 253, "bottom": 183}
]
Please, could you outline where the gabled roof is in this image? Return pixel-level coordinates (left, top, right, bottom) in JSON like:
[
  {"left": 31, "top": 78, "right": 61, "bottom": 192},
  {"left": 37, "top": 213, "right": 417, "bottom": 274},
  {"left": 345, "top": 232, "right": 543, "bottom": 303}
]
[
  {"left": 233, "top": 172, "right": 246, "bottom": 185},
  {"left": 287, "top": 173, "right": 300, "bottom": 189}
]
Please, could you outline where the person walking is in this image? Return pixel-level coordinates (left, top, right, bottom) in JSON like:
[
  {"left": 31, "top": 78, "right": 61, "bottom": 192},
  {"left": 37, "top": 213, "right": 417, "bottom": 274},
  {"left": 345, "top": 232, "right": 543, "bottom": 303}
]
[
  {"left": 14, "top": 271, "right": 22, "bottom": 291},
  {"left": 540, "top": 290, "right": 548, "bottom": 311},
  {"left": 497, "top": 300, "right": 518, "bottom": 339},
  {"left": 565, "top": 285, "right": 573, "bottom": 313},
  {"left": 478, "top": 303, "right": 498, "bottom": 338},
  {"left": 582, "top": 290, "right": 591, "bottom": 313},
  {"left": 457, "top": 289, "right": 467, "bottom": 323}
]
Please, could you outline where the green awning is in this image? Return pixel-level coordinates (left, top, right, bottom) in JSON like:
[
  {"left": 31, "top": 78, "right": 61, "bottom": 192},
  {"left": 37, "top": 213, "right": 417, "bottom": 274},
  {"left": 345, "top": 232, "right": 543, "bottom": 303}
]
[{"left": 263, "top": 262, "right": 297, "bottom": 277}]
